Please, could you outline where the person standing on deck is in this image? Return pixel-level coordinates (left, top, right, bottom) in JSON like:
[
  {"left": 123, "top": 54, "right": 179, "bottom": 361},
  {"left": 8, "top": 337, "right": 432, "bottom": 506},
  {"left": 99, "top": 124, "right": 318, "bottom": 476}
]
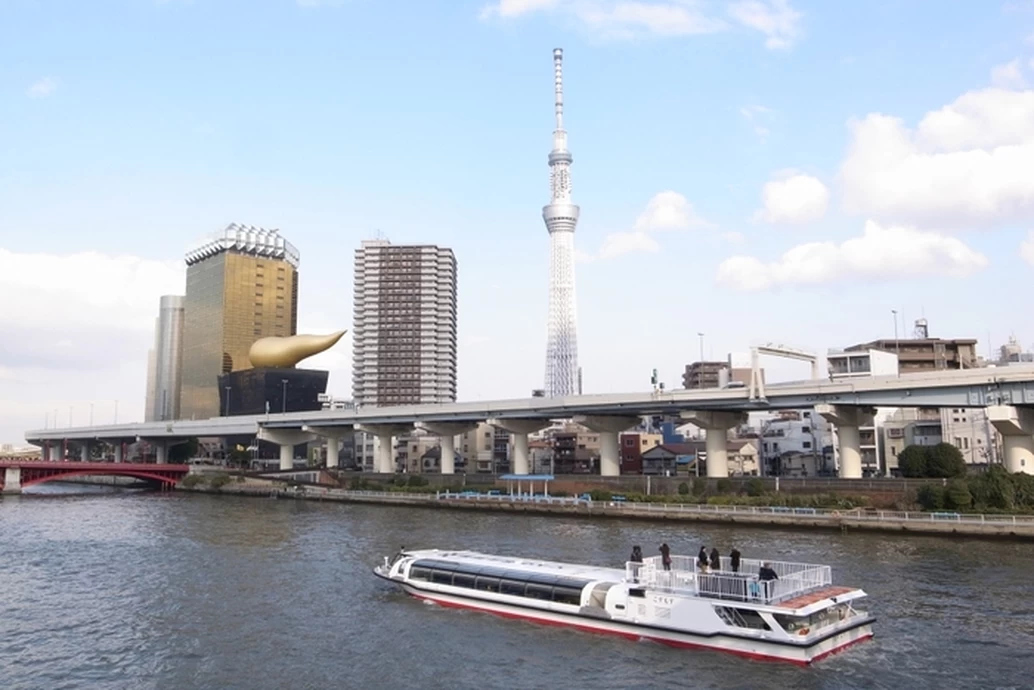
[
  {"left": 709, "top": 547, "right": 720, "bottom": 572},
  {"left": 697, "top": 546, "right": 709, "bottom": 572},
  {"left": 629, "top": 545, "right": 643, "bottom": 582},
  {"left": 730, "top": 547, "right": 741, "bottom": 573},
  {"left": 659, "top": 543, "right": 672, "bottom": 571}
]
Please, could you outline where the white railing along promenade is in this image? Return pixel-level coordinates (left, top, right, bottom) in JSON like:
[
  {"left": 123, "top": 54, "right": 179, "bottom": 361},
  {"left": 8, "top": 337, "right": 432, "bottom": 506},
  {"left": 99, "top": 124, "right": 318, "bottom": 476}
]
[{"left": 626, "top": 555, "right": 833, "bottom": 605}]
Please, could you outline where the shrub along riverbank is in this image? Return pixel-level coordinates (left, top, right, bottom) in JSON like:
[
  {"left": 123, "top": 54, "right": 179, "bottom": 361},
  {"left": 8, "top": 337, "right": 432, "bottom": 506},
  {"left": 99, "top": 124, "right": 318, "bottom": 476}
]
[{"left": 915, "top": 466, "right": 1034, "bottom": 512}]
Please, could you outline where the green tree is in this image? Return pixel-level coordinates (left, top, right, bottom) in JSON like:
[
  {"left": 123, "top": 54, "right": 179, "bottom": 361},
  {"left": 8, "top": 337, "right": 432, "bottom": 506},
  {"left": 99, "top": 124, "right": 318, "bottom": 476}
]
[
  {"left": 897, "top": 445, "right": 928, "bottom": 478},
  {"left": 745, "top": 478, "right": 765, "bottom": 497},
  {"left": 716, "top": 478, "right": 733, "bottom": 494},
  {"left": 916, "top": 484, "right": 945, "bottom": 510},
  {"left": 945, "top": 479, "right": 973, "bottom": 510},
  {"left": 926, "top": 443, "right": 967, "bottom": 478},
  {"left": 168, "top": 437, "right": 200, "bottom": 463},
  {"left": 677, "top": 482, "right": 690, "bottom": 495}
]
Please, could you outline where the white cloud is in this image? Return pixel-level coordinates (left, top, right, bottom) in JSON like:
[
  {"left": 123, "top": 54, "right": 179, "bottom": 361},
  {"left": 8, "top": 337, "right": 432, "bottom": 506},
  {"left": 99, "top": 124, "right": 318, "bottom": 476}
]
[
  {"left": 840, "top": 87, "right": 1034, "bottom": 227},
  {"left": 28, "top": 77, "right": 57, "bottom": 98},
  {"left": 634, "top": 190, "right": 710, "bottom": 231},
  {"left": 728, "top": 0, "right": 802, "bottom": 49},
  {"left": 752, "top": 170, "right": 829, "bottom": 224},
  {"left": 722, "top": 230, "right": 746, "bottom": 244},
  {"left": 990, "top": 59, "right": 1027, "bottom": 88},
  {"left": 0, "top": 248, "right": 185, "bottom": 445},
  {"left": 479, "top": 0, "right": 802, "bottom": 47},
  {"left": 580, "top": 191, "right": 709, "bottom": 262},
  {"left": 740, "top": 104, "right": 773, "bottom": 139},
  {"left": 1021, "top": 231, "right": 1034, "bottom": 265},
  {"left": 716, "top": 220, "right": 987, "bottom": 291}
]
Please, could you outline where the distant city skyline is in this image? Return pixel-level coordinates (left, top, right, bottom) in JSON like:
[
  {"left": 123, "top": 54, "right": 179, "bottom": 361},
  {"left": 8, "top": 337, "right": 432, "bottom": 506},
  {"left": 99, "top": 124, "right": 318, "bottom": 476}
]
[{"left": 4, "top": 1, "right": 1034, "bottom": 444}]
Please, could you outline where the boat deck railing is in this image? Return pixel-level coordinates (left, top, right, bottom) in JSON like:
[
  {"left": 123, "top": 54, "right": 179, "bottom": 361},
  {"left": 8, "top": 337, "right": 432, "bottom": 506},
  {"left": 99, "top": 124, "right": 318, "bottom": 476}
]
[{"left": 626, "top": 555, "right": 833, "bottom": 606}]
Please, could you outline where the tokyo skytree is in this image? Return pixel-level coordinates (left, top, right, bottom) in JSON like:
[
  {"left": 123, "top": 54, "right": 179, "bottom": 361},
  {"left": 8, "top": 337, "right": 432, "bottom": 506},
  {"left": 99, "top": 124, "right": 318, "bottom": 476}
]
[{"left": 542, "top": 48, "right": 580, "bottom": 398}]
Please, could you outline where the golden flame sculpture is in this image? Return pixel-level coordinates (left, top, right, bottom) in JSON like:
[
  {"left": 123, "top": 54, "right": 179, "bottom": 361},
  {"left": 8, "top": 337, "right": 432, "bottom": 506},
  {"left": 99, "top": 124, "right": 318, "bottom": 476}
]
[{"left": 248, "top": 330, "right": 347, "bottom": 368}]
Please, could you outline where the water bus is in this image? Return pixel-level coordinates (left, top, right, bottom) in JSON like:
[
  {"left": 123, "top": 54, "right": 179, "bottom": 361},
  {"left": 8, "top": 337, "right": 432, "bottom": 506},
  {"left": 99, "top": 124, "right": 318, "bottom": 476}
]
[{"left": 373, "top": 549, "right": 875, "bottom": 665}]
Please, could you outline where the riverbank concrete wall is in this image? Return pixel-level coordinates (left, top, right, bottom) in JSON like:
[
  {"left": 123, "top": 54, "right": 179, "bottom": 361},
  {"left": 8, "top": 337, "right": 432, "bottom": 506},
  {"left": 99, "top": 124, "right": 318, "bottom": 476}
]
[{"left": 177, "top": 480, "right": 1034, "bottom": 541}]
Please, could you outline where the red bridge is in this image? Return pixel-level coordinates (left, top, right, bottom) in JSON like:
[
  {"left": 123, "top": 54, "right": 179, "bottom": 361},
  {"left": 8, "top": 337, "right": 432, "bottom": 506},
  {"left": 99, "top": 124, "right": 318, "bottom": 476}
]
[{"left": 0, "top": 460, "right": 190, "bottom": 494}]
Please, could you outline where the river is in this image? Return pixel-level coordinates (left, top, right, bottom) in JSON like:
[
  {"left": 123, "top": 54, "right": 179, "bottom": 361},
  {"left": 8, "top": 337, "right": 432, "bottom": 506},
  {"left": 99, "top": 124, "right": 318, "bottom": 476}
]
[{"left": 1, "top": 487, "right": 1031, "bottom": 689}]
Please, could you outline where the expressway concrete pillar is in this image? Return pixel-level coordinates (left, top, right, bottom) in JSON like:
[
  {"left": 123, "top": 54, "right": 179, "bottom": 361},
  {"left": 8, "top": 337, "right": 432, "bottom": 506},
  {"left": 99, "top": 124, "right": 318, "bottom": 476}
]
[
  {"left": 574, "top": 415, "right": 641, "bottom": 477},
  {"left": 356, "top": 424, "right": 411, "bottom": 474},
  {"left": 489, "top": 419, "right": 552, "bottom": 475},
  {"left": 680, "top": 411, "right": 748, "bottom": 478},
  {"left": 419, "top": 423, "right": 479, "bottom": 475},
  {"left": 987, "top": 405, "right": 1034, "bottom": 474},
  {"left": 302, "top": 425, "right": 354, "bottom": 470},
  {"left": 43, "top": 444, "right": 54, "bottom": 461},
  {"left": 80, "top": 444, "right": 89, "bottom": 462},
  {"left": 3, "top": 467, "right": 21, "bottom": 494},
  {"left": 113, "top": 443, "right": 123, "bottom": 463},
  {"left": 154, "top": 441, "right": 168, "bottom": 464},
  {"left": 258, "top": 428, "right": 317, "bottom": 471},
  {"left": 815, "top": 404, "right": 875, "bottom": 479}
]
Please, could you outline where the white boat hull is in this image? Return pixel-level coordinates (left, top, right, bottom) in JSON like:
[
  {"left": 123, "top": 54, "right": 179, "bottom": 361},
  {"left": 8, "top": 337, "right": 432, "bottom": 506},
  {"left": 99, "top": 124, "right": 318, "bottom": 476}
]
[{"left": 388, "top": 578, "right": 873, "bottom": 665}]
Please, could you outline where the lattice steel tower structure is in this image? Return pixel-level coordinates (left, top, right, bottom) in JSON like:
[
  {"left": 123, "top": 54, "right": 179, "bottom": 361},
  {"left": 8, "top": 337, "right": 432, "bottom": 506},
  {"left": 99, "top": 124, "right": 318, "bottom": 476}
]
[{"left": 542, "top": 48, "right": 580, "bottom": 398}]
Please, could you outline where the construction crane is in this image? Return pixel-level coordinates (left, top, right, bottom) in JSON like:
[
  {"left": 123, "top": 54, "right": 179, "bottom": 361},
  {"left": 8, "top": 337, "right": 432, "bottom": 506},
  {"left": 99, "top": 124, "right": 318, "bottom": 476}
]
[{"left": 749, "top": 343, "right": 820, "bottom": 402}]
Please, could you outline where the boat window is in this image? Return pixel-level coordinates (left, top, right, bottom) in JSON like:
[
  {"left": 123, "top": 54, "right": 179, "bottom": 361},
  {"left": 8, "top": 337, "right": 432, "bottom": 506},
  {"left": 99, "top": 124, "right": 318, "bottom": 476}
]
[
  {"left": 475, "top": 576, "right": 499, "bottom": 592},
  {"left": 500, "top": 580, "right": 526, "bottom": 597},
  {"left": 629, "top": 589, "right": 646, "bottom": 598},
  {"left": 525, "top": 584, "right": 553, "bottom": 601},
  {"left": 552, "top": 586, "right": 583, "bottom": 606},
  {"left": 452, "top": 573, "right": 476, "bottom": 589},
  {"left": 430, "top": 570, "right": 453, "bottom": 586},
  {"left": 715, "top": 606, "right": 771, "bottom": 631},
  {"left": 409, "top": 566, "right": 431, "bottom": 581}
]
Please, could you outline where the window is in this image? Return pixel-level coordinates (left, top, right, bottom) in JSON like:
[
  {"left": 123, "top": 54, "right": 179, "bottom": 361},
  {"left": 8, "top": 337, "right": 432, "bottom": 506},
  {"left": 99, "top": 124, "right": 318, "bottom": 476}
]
[
  {"left": 409, "top": 566, "right": 431, "bottom": 581},
  {"left": 475, "top": 577, "right": 499, "bottom": 592},
  {"left": 430, "top": 570, "right": 453, "bottom": 585}
]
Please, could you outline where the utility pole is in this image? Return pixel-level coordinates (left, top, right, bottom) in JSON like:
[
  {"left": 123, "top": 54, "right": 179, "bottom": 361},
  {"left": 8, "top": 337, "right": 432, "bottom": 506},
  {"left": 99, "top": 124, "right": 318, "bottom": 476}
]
[{"left": 698, "top": 333, "right": 705, "bottom": 363}]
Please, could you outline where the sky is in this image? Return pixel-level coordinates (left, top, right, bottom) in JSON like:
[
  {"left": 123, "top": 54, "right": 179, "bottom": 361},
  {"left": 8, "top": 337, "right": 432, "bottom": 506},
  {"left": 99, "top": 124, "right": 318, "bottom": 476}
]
[{"left": 3, "top": 0, "right": 1034, "bottom": 445}]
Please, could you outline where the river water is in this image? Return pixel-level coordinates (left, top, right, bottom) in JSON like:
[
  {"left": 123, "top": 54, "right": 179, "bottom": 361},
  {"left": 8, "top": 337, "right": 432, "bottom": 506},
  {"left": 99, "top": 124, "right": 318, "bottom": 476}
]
[{"left": 1, "top": 487, "right": 1031, "bottom": 690}]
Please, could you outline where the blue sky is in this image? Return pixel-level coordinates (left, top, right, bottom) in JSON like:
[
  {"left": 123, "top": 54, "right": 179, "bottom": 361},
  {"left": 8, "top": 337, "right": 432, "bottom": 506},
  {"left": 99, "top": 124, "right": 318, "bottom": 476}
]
[{"left": 3, "top": 0, "right": 1034, "bottom": 444}]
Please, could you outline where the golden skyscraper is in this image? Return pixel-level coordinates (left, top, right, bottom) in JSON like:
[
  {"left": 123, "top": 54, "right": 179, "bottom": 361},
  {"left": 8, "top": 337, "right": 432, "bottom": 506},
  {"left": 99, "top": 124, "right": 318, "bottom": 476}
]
[{"left": 178, "top": 224, "right": 299, "bottom": 420}]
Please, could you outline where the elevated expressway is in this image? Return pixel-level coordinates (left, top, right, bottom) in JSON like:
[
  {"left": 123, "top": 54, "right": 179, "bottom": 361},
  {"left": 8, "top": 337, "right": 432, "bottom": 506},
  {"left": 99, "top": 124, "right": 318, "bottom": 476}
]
[{"left": 25, "top": 367, "right": 1034, "bottom": 478}]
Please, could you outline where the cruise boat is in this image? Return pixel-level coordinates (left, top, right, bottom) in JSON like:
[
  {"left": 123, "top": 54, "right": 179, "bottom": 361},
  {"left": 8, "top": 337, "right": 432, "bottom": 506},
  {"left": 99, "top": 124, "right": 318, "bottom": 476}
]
[{"left": 373, "top": 549, "right": 875, "bottom": 665}]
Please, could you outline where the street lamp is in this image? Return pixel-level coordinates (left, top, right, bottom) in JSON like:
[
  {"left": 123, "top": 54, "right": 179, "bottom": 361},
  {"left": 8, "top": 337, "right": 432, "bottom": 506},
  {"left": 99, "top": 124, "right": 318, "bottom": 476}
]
[
  {"left": 697, "top": 332, "right": 705, "bottom": 363},
  {"left": 891, "top": 310, "right": 899, "bottom": 353},
  {"left": 281, "top": 379, "right": 289, "bottom": 414}
]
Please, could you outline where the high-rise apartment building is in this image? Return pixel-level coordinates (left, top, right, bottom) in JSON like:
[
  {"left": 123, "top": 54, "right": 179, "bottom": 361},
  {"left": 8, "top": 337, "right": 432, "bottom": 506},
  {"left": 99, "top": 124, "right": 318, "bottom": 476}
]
[
  {"left": 179, "top": 224, "right": 299, "bottom": 420},
  {"left": 352, "top": 239, "right": 457, "bottom": 407}
]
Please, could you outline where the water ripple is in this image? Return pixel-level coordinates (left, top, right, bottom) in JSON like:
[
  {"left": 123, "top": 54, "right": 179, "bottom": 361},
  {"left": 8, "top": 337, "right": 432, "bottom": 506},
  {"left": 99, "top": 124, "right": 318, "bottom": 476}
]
[{"left": 0, "top": 493, "right": 1031, "bottom": 690}]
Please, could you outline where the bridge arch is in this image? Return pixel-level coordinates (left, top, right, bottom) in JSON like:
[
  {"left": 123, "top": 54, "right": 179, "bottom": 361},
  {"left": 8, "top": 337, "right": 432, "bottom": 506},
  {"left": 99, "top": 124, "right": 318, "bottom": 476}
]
[{"left": 18, "top": 469, "right": 184, "bottom": 489}]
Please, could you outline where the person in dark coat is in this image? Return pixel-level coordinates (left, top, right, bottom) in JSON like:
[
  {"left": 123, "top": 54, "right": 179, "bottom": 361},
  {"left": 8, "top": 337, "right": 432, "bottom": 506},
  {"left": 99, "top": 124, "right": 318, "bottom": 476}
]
[
  {"left": 758, "top": 561, "right": 779, "bottom": 599},
  {"left": 709, "top": 547, "right": 721, "bottom": 572},
  {"left": 629, "top": 545, "right": 644, "bottom": 582},
  {"left": 730, "top": 547, "right": 741, "bottom": 573},
  {"left": 697, "top": 546, "right": 708, "bottom": 571},
  {"left": 659, "top": 543, "right": 672, "bottom": 571}
]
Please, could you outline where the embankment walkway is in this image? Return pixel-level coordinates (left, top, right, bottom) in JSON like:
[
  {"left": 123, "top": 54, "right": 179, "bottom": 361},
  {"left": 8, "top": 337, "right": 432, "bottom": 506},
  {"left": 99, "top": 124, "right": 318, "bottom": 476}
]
[{"left": 179, "top": 481, "right": 1034, "bottom": 540}]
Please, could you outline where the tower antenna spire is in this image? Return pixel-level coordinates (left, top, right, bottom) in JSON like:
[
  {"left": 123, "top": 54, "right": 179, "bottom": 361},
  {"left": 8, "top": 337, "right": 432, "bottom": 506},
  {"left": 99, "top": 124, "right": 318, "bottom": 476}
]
[{"left": 554, "top": 47, "right": 565, "bottom": 134}]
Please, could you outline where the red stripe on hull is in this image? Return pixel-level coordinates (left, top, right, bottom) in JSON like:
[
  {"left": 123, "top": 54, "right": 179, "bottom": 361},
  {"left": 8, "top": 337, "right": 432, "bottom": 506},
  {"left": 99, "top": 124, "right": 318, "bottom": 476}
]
[{"left": 407, "top": 590, "right": 872, "bottom": 666}]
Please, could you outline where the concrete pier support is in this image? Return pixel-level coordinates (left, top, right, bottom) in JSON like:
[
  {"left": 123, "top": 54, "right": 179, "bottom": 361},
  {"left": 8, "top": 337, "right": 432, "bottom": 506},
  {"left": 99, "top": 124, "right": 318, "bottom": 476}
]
[
  {"left": 489, "top": 419, "right": 551, "bottom": 475},
  {"left": 257, "top": 428, "right": 317, "bottom": 471},
  {"left": 302, "top": 425, "right": 354, "bottom": 470},
  {"left": 574, "top": 415, "right": 641, "bottom": 477},
  {"left": 356, "top": 424, "right": 410, "bottom": 474},
  {"left": 680, "top": 411, "right": 748, "bottom": 478},
  {"left": 3, "top": 467, "right": 22, "bottom": 494},
  {"left": 419, "top": 423, "right": 478, "bottom": 475},
  {"left": 43, "top": 444, "right": 54, "bottom": 461},
  {"left": 987, "top": 405, "right": 1034, "bottom": 474},
  {"left": 80, "top": 444, "right": 89, "bottom": 462},
  {"left": 815, "top": 404, "right": 875, "bottom": 479},
  {"left": 114, "top": 444, "right": 123, "bottom": 463},
  {"left": 154, "top": 441, "right": 168, "bottom": 464}
]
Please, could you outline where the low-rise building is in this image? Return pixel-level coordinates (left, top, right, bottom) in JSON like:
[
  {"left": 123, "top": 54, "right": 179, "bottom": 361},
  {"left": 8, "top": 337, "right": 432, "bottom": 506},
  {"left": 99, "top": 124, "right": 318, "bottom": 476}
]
[{"left": 619, "top": 432, "right": 663, "bottom": 474}]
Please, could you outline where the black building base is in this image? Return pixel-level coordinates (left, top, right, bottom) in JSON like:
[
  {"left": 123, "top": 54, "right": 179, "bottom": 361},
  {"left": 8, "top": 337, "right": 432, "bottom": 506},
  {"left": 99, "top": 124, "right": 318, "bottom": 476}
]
[{"left": 218, "top": 368, "right": 329, "bottom": 416}]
